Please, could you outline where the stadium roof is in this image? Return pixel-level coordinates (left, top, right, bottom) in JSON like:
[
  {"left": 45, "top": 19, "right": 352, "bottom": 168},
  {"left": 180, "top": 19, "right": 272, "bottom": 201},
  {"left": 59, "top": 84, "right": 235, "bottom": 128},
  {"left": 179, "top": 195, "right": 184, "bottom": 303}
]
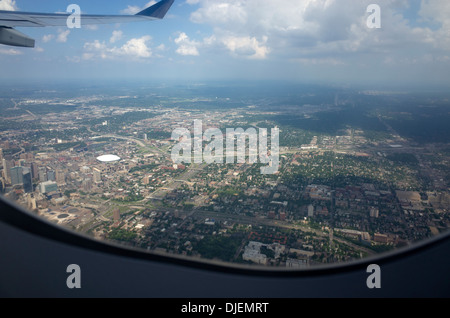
[{"left": 97, "top": 155, "right": 121, "bottom": 162}]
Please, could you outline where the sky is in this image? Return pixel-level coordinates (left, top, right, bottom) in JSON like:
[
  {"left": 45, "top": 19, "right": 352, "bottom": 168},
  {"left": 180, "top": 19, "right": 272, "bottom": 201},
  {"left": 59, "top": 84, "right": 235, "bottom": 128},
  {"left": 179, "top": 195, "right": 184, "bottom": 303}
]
[{"left": 1, "top": 0, "right": 450, "bottom": 88}]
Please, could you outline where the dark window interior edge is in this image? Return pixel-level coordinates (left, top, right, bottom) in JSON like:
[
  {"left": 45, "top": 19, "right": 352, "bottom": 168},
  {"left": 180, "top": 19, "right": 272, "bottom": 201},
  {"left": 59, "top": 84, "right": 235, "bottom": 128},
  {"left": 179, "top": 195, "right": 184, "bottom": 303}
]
[{"left": 1, "top": 194, "right": 449, "bottom": 278}]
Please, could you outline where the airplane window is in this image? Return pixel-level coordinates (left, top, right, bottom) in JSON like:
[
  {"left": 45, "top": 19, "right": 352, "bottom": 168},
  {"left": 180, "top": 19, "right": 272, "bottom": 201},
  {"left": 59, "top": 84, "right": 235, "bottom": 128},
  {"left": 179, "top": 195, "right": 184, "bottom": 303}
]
[{"left": 0, "top": 0, "right": 449, "bottom": 272}]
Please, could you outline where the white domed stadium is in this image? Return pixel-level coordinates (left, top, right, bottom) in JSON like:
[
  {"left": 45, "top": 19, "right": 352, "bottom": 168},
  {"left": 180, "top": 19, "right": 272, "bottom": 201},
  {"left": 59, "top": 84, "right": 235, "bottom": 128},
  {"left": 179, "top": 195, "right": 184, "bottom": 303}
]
[{"left": 96, "top": 154, "right": 121, "bottom": 163}]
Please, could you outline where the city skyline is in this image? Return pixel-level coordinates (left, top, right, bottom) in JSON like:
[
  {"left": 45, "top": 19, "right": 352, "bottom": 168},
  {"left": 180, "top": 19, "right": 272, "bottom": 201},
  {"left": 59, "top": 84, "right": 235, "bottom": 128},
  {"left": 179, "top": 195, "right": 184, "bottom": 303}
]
[{"left": 0, "top": 81, "right": 449, "bottom": 268}]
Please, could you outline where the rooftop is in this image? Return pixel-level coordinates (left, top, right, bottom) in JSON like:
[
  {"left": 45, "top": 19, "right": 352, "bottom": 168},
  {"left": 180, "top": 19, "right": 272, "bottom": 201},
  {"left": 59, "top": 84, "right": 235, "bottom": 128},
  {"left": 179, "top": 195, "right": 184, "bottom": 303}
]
[{"left": 97, "top": 154, "right": 121, "bottom": 163}]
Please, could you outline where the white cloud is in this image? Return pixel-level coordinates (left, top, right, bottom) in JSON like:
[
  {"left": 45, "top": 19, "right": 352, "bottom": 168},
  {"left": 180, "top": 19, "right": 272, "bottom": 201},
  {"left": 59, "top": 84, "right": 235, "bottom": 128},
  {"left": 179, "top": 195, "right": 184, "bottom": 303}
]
[
  {"left": 43, "top": 29, "right": 74, "bottom": 44},
  {"left": 56, "top": 29, "right": 71, "bottom": 43},
  {"left": 121, "top": 1, "right": 156, "bottom": 15},
  {"left": 84, "top": 40, "right": 107, "bottom": 54},
  {"left": 0, "top": 0, "right": 17, "bottom": 11},
  {"left": 42, "top": 34, "right": 54, "bottom": 43},
  {"left": 121, "top": 5, "right": 143, "bottom": 15},
  {"left": 120, "top": 36, "right": 153, "bottom": 58},
  {"left": 110, "top": 30, "right": 123, "bottom": 44},
  {"left": 174, "top": 32, "right": 200, "bottom": 56},
  {"left": 83, "top": 36, "right": 153, "bottom": 60},
  {"left": 220, "top": 35, "right": 270, "bottom": 60},
  {"left": 0, "top": 47, "right": 22, "bottom": 55},
  {"left": 190, "top": 1, "right": 248, "bottom": 26},
  {"left": 176, "top": 45, "right": 199, "bottom": 56}
]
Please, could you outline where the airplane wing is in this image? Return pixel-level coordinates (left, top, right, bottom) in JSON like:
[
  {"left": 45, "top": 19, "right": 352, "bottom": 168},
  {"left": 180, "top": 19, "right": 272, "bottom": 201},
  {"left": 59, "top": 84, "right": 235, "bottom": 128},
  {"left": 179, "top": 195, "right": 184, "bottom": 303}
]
[{"left": 0, "top": 0, "right": 174, "bottom": 48}]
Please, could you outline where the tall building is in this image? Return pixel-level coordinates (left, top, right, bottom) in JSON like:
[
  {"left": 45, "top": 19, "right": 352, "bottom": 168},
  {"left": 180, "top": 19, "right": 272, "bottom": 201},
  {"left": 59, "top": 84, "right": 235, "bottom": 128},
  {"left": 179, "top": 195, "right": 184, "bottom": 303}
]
[
  {"left": 2, "top": 157, "right": 13, "bottom": 183},
  {"left": 10, "top": 166, "right": 23, "bottom": 186},
  {"left": 93, "top": 168, "right": 102, "bottom": 183},
  {"left": 40, "top": 181, "right": 58, "bottom": 194},
  {"left": 47, "top": 170, "right": 56, "bottom": 181},
  {"left": 10, "top": 166, "right": 32, "bottom": 192},
  {"left": 56, "top": 170, "right": 66, "bottom": 185},
  {"left": 38, "top": 167, "right": 47, "bottom": 182},
  {"left": 30, "top": 162, "right": 39, "bottom": 180},
  {"left": 22, "top": 167, "right": 33, "bottom": 193}
]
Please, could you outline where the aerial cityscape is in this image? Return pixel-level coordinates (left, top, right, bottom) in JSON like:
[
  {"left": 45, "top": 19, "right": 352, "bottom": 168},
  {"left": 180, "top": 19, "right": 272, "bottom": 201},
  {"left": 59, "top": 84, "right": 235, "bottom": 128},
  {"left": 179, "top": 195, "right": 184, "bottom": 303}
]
[{"left": 0, "top": 80, "right": 449, "bottom": 268}]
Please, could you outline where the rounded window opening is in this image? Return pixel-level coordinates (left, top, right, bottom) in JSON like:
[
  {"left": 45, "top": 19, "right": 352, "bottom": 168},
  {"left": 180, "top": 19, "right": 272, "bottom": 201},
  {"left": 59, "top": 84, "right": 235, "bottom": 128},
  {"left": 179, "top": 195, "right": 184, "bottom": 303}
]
[{"left": 0, "top": 1, "right": 449, "bottom": 271}]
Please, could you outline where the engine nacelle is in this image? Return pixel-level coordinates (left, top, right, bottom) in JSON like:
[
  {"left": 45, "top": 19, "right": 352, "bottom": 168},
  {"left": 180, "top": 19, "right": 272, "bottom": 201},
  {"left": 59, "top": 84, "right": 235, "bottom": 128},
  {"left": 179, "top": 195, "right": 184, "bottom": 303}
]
[{"left": 0, "top": 27, "right": 35, "bottom": 48}]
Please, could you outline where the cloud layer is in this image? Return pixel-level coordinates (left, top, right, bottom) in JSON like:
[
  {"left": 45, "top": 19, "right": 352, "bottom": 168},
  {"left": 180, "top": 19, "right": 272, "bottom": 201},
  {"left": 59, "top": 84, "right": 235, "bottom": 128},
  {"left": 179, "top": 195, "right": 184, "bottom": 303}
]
[
  {"left": 2, "top": 0, "right": 450, "bottom": 84},
  {"left": 183, "top": 0, "right": 450, "bottom": 65}
]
